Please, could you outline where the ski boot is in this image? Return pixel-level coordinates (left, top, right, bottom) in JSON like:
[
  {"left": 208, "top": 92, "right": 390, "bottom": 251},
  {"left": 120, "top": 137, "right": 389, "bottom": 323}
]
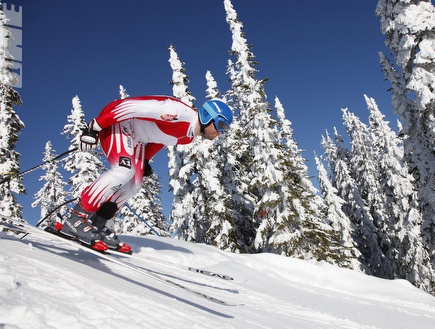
[
  {"left": 92, "top": 202, "right": 132, "bottom": 254},
  {"left": 46, "top": 213, "right": 64, "bottom": 232},
  {"left": 57, "top": 204, "right": 108, "bottom": 251},
  {"left": 99, "top": 226, "right": 132, "bottom": 254}
]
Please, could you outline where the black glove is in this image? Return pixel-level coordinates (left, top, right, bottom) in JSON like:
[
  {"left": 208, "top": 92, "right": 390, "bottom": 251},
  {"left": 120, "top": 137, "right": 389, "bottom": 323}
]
[
  {"left": 144, "top": 160, "right": 153, "bottom": 177},
  {"left": 79, "top": 119, "right": 102, "bottom": 152}
]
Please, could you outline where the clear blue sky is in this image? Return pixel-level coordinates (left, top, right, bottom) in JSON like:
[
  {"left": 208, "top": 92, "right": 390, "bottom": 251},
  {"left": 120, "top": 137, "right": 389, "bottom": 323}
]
[{"left": 7, "top": 0, "right": 393, "bottom": 224}]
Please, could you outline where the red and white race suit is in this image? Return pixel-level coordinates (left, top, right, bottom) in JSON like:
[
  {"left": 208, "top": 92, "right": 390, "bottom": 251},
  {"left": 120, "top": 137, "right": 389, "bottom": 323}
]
[{"left": 80, "top": 95, "right": 198, "bottom": 213}]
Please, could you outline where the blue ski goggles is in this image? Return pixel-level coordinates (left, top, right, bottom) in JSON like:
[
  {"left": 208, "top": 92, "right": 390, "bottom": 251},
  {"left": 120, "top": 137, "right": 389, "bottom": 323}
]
[{"left": 213, "top": 115, "right": 231, "bottom": 133}]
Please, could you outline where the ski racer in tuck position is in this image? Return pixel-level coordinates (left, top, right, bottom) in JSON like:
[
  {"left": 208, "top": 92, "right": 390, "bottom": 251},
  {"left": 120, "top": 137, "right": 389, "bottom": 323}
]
[{"left": 50, "top": 96, "right": 233, "bottom": 254}]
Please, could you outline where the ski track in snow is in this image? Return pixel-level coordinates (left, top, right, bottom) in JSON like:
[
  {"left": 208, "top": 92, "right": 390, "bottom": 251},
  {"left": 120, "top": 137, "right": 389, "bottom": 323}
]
[{"left": 0, "top": 229, "right": 434, "bottom": 329}]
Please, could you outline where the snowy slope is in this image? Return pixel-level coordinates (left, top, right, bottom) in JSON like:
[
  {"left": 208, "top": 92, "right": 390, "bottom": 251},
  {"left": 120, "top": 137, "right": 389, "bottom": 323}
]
[{"left": 0, "top": 227, "right": 434, "bottom": 329}]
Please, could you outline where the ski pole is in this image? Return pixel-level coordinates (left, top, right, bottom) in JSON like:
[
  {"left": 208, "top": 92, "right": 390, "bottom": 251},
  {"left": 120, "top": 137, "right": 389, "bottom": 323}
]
[
  {"left": 0, "top": 147, "right": 78, "bottom": 185},
  {"left": 124, "top": 203, "right": 161, "bottom": 236},
  {"left": 36, "top": 197, "right": 78, "bottom": 227}
]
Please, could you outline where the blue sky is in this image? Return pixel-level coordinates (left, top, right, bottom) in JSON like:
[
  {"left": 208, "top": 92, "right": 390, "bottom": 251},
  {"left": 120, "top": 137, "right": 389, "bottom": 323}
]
[{"left": 6, "top": 0, "right": 393, "bottom": 224}]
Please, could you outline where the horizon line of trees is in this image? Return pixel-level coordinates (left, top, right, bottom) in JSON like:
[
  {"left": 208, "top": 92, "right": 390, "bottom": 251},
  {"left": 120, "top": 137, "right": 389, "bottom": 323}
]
[{"left": 0, "top": 0, "right": 433, "bottom": 295}]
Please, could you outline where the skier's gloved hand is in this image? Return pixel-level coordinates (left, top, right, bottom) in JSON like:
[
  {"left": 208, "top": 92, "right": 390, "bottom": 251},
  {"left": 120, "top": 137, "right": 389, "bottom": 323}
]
[
  {"left": 144, "top": 160, "right": 153, "bottom": 177},
  {"left": 79, "top": 118, "right": 102, "bottom": 152}
]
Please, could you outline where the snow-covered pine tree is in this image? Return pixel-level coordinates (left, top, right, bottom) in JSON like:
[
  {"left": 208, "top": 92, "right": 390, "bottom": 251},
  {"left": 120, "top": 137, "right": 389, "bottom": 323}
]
[
  {"left": 321, "top": 128, "right": 351, "bottom": 189},
  {"left": 365, "top": 94, "right": 434, "bottom": 293},
  {"left": 62, "top": 96, "right": 105, "bottom": 198},
  {"left": 223, "top": 58, "right": 257, "bottom": 251},
  {"left": 31, "top": 141, "right": 68, "bottom": 227},
  {"left": 0, "top": 5, "right": 24, "bottom": 219},
  {"left": 376, "top": 0, "right": 435, "bottom": 275},
  {"left": 315, "top": 154, "right": 363, "bottom": 271},
  {"left": 224, "top": 0, "right": 277, "bottom": 251},
  {"left": 225, "top": 0, "right": 340, "bottom": 260},
  {"left": 322, "top": 96, "right": 434, "bottom": 292},
  {"left": 167, "top": 45, "right": 209, "bottom": 242},
  {"left": 119, "top": 84, "right": 129, "bottom": 99},
  {"left": 114, "top": 85, "right": 168, "bottom": 236},
  {"left": 253, "top": 96, "right": 344, "bottom": 263},
  {"left": 341, "top": 108, "right": 391, "bottom": 277},
  {"left": 195, "top": 70, "right": 239, "bottom": 250},
  {"left": 321, "top": 127, "right": 379, "bottom": 274},
  {"left": 342, "top": 109, "right": 381, "bottom": 216},
  {"left": 205, "top": 71, "right": 220, "bottom": 100}
]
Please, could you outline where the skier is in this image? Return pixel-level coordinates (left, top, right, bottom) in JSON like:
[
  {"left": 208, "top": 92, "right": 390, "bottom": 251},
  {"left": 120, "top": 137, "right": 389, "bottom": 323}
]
[{"left": 53, "top": 95, "right": 233, "bottom": 253}]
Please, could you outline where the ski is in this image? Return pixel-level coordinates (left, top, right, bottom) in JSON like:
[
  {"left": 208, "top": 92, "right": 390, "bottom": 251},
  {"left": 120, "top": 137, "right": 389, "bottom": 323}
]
[
  {"left": 3, "top": 213, "right": 236, "bottom": 281},
  {"left": 114, "top": 248, "right": 236, "bottom": 281},
  {"left": 41, "top": 217, "right": 236, "bottom": 281},
  {"left": 187, "top": 267, "right": 235, "bottom": 281},
  {"left": 0, "top": 216, "right": 243, "bottom": 307},
  {"left": 43, "top": 224, "right": 132, "bottom": 255},
  {"left": 0, "top": 220, "right": 28, "bottom": 236}
]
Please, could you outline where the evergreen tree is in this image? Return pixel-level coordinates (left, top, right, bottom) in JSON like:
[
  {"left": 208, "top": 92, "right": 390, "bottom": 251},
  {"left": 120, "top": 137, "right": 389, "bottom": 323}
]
[
  {"left": 0, "top": 5, "right": 24, "bottom": 219},
  {"left": 224, "top": 0, "right": 341, "bottom": 261},
  {"left": 376, "top": 0, "right": 435, "bottom": 274},
  {"left": 321, "top": 128, "right": 351, "bottom": 189},
  {"left": 321, "top": 127, "right": 379, "bottom": 274},
  {"left": 119, "top": 84, "right": 129, "bottom": 99},
  {"left": 31, "top": 141, "right": 68, "bottom": 227},
  {"left": 62, "top": 96, "right": 105, "bottom": 198},
  {"left": 223, "top": 58, "right": 257, "bottom": 251},
  {"left": 366, "top": 94, "right": 433, "bottom": 292},
  {"left": 322, "top": 96, "right": 434, "bottom": 292},
  {"left": 341, "top": 108, "right": 390, "bottom": 276},
  {"left": 315, "top": 154, "right": 363, "bottom": 270},
  {"left": 224, "top": 0, "right": 276, "bottom": 251},
  {"left": 254, "top": 97, "right": 344, "bottom": 262},
  {"left": 197, "top": 71, "right": 238, "bottom": 250},
  {"left": 167, "top": 45, "right": 206, "bottom": 241}
]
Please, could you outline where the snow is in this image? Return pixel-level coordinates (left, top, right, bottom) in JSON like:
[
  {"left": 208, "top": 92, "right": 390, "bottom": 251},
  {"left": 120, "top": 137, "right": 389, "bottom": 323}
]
[{"left": 0, "top": 229, "right": 434, "bottom": 329}]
